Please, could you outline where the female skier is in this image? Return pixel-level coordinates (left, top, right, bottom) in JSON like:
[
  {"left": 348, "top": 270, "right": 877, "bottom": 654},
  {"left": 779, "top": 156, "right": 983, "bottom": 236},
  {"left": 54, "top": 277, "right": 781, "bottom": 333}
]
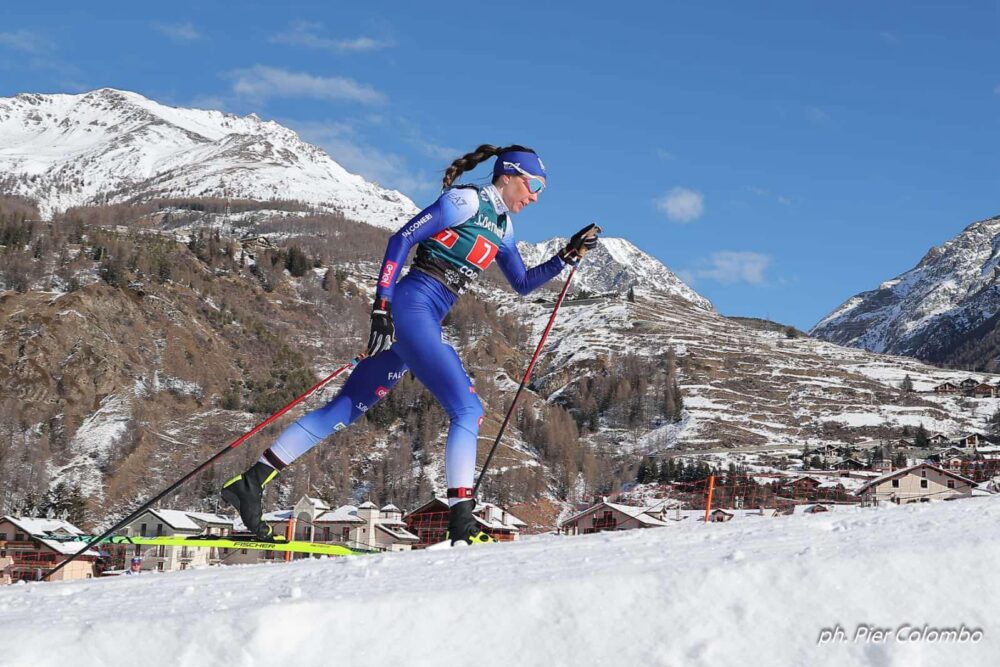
[{"left": 221, "top": 144, "right": 600, "bottom": 545}]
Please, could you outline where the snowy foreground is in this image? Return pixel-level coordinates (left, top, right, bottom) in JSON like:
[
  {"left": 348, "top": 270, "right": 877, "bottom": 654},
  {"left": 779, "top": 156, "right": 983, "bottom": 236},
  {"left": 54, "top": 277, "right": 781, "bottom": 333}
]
[{"left": 3, "top": 500, "right": 999, "bottom": 667}]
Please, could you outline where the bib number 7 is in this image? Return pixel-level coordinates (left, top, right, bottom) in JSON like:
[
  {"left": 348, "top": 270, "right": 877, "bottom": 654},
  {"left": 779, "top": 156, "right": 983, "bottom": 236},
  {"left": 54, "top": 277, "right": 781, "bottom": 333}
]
[{"left": 466, "top": 235, "right": 498, "bottom": 269}]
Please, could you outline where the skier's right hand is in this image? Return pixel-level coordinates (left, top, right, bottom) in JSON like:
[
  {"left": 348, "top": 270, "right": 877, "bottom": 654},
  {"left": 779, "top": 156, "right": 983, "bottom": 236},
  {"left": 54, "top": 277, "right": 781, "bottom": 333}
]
[{"left": 367, "top": 297, "right": 394, "bottom": 356}]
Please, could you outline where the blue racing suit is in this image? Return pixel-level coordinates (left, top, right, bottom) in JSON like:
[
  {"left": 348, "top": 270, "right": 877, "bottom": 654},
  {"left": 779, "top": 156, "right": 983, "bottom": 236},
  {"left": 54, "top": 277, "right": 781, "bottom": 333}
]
[{"left": 260, "top": 184, "right": 567, "bottom": 493}]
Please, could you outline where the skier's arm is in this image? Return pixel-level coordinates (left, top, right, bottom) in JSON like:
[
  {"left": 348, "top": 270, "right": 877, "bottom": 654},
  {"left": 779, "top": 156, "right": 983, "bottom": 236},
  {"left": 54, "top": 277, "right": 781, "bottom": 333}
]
[
  {"left": 375, "top": 189, "right": 478, "bottom": 303},
  {"left": 495, "top": 226, "right": 566, "bottom": 296}
]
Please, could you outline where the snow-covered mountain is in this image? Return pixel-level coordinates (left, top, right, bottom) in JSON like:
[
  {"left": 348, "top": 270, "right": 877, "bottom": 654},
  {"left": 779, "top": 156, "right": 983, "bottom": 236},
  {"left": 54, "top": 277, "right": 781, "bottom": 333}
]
[
  {"left": 517, "top": 236, "right": 713, "bottom": 309},
  {"left": 811, "top": 214, "right": 1000, "bottom": 366},
  {"left": 0, "top": 88, "right": 418, "bottom": 227}
]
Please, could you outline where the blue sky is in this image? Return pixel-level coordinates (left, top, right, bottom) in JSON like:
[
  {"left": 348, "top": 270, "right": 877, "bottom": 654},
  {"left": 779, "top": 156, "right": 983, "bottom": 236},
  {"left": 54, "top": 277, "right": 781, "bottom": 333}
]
[{"left": 1, "top": 1, "right": 998, "bottom": 329}]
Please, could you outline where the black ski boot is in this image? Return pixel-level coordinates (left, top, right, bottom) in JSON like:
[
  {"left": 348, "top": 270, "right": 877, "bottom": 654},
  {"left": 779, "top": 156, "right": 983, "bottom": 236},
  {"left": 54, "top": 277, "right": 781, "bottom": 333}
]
[
  {"left": 446, "top": 497, "right": 494, "bottom": 546},
  {"left": 221, "top": 461, "right": 279, "bottom": 540}
]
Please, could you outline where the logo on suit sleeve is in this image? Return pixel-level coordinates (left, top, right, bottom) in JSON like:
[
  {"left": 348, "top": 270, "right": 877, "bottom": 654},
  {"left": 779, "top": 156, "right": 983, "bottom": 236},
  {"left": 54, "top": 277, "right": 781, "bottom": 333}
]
[
  {"left": 375, "top": 386, "right": 389, "bottom": 398},
  {"left": 379, "top": 261, "right": 397, "bottom": 288}
]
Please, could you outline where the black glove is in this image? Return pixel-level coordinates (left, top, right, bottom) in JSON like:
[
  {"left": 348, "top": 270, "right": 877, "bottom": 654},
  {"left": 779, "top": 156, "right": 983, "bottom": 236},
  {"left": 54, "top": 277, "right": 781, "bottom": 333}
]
[
  {"left": 559, "top": 224, "right": 602, "bottom": 265},
  {"left": 367, "top": 297, "right": 394, "bottom": 357}
]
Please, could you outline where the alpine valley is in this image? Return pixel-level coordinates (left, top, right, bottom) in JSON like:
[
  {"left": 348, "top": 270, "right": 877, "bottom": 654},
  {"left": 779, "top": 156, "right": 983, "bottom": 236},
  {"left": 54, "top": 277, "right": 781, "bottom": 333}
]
[{"left": 1, "top": 89, "right": 997, "bottom": 531}]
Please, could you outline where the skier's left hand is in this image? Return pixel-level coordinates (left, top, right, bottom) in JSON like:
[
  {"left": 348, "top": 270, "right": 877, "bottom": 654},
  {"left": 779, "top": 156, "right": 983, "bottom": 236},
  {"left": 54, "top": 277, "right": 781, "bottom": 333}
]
[
  {"left": 367, "top": 298, "right": 394, "bottom": 356},
  {"left": 559, "top": 224, "right": 602, "bottom": 265}
]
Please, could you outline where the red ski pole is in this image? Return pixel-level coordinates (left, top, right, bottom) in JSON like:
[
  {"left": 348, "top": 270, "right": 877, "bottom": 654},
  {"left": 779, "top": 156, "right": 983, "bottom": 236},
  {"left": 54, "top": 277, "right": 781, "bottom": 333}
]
[
  {"left": 44, "top": 355, "right": 364, "bottom": 581},
  {"left": 473, "top": 227, "right": 600, "bottom": 496}
]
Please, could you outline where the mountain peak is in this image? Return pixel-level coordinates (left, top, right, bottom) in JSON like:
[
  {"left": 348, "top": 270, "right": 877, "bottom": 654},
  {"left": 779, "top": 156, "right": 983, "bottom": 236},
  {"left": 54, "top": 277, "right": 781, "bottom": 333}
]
[
  {"left": 0, "top": 88, "right": 418, "bottom": 227},
  {"left": 516, "top": 235, "right": 712, "bottom": 309},
  {"left": 812, "top": 213, "right": 1000, "bottom": 366}
]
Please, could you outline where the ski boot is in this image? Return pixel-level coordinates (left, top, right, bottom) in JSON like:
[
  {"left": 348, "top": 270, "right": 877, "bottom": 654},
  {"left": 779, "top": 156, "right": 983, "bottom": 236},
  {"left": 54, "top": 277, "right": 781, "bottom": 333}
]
[
  {"left": 221, "top": 461, "right": 279, "bottom": 540},
  {"left": 446, "top": 492, "right": 495, "bottom": 546}
]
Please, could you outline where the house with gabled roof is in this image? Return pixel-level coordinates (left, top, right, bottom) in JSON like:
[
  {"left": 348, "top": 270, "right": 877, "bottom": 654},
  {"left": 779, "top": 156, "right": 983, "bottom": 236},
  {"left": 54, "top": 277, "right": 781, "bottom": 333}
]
[
  {"left": 0, "top": 516, "right": 99, "bottom": 582},
  {"left": 973, "top": 383, "right": 997, "bottom": 398},
  {"left": 116, "top": 508, "right": 235, "bottom": 572},
  {"left": 559, "top": 499, "right": 671, "bottom": 535},
  {"left": 855, "top": 463, "right": 976, "bottom": 504},
  {"left": 954, "top": 433, "right": 986, "bottom": 449},
  {"left": 261, "top": 496, "right": 419, "bottom": 557},
  {"left": 405, "top": 497, "right": 525, "bottom": 547},
  {"left": 834, "top": 457, "right": 868, "bottom": 471},
  {"left": 934, "top": 381, "right": 960, "bottom": 394}
]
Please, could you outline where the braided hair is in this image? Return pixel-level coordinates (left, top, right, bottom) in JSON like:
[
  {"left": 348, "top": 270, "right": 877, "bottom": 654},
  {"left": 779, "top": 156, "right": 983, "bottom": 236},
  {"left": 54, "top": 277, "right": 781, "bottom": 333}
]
[{"left": 441, "top": 144, "right": 536, "bottom": 190}]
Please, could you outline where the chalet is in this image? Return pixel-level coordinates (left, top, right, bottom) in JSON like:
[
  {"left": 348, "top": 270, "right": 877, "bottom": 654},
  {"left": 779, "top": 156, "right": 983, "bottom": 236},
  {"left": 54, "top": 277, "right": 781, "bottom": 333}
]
[
  {"left": 777, "top": 476, "right": 821, "bottom": 498},
  {"left": 934, "top": 382, "right": 960, "bottom": 395},
  {"left": 406, "top": 497, "right": 524, "bottom": 547},
  {"left": 953, "top": 433, "right": 986, "bottom": 449},
  {"left": 0, "top": 516, "right": 99, "bottom": 582},
  {"left": 855, "top": 463, "right": 976, "bottom": 504},
  {"left": 834, "top": 458, "right": 868, "bottom": 471},
  {"left": 972, "top": 383, "right": 996, "bottom": 399},
  {"left": 928, "top": 433, "right": 951, "bottom": 445},
  {"left": 559, "top": 500, "right": 671, "bottom": 535},
  {"left": 960, "top": 378, "right": 979, "bottom": 391}
]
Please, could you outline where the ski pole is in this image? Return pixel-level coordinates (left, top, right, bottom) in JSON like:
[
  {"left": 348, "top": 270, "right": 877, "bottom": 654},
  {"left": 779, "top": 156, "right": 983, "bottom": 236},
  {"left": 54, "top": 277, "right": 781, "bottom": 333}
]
[
  {"left": 45, "top": 355, "right": 364, "bottom": 581},
  {"left": 473, "top": 227, "right": 601, "bottom": 497}
]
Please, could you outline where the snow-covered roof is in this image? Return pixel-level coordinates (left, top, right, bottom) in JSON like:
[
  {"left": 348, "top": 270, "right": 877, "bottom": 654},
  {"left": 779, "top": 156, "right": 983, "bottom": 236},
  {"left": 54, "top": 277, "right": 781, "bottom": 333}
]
[
  {"left": 1, "top": 516, "right": 99, "bottom": 557},
  {"left": 261, "top": 510, "right": 295, "bottom": 522},
  {"left": 148, "top": 509, "right": 202, "bottom": 531},
  {"left": 380, "top": 504, "right": 401, "bottom": 512},
  {"left": 2, "top": 516, "right": 85, "bottom": 537},
  {"left": 376, "top": 524, "right": 419, "bottom": 542},
  {"left": 183, "top": 511, "right": 236, "bottom": 527},
  {"left": 315, "top": 505, "right": 364, "bottom": 523},
  {"left": 358, "top": 501, "right": 378, "bottom": 509},
  {"left": 301, "top": 496, "right": 331, "bottom": 510}
]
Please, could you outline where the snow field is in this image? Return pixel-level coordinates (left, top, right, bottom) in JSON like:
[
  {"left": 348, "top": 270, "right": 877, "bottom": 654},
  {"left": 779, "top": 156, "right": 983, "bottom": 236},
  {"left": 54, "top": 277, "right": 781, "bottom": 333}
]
[{"left": 1, "top": 496, "right": 996, "bottom": 667}]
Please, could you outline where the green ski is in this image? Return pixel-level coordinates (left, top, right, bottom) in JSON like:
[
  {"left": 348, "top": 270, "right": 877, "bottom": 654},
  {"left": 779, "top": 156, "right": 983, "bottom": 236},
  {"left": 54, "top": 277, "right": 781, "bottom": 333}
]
[{"left": 48, "top": 534, "right": 368, "bottom": 557}]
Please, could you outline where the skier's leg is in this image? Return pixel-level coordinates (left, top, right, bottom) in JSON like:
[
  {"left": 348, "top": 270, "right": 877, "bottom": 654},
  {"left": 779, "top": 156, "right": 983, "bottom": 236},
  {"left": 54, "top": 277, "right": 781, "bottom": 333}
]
[
  {"left": 390, "top": 298, "right": 491, "bottom": 545},
  {"left": 260, "top": 349, "right": 409, "bottom": 469},
  {"left": 222, "top": 349, "right": 407, "bottom": 538}
]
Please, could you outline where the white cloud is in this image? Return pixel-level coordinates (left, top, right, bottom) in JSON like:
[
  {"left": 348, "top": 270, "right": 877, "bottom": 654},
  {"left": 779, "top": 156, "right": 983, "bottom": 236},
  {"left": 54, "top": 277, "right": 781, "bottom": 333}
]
[
  {"left": 289, "top": 120, "right": 432, "bottom": 195},
  {"left": 656, "top": 187, "right": 704, "bottom": 223},
  {"left": 691, "top": 251, "right": 771, "bottom": 286},
  {"left": 656, "top": 148, "right": 675, "bottom": 160},
  {"left": 155, "top": 22, "right": 201, "bottom": 42},
  {"left": 270, "top": 21, "right": 392, "bottom": 53},
  {"left": 0, "top": 29, "right": 54, "bottom": 54},
  {"left": 229, "top": 65, "right": 385, "bottom": 105},
  {"left": 747, "top": 186, "right": 793, "bottom": 206},
  {"left": 879, "top": 31, "right": 900, "bottom": 45},
  {"left": 805, "top": 106, "right": 830, "bottom": 123}
]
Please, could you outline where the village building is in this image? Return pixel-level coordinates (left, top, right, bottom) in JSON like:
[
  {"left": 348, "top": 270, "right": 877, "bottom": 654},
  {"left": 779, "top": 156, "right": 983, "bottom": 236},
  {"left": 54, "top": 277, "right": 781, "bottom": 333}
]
[
  {"left": 405, "top": 497, "right": 524, "bottom": 547},
  {"left": 934, "top": 381, "right": 960, "bottom": 394},
  {"left": 559, "top": 500, "right": 671, "bottom": 534},
  {"left": 953, "top": 433, "right": 986, "bottom": 449},
  {"left": 834, "top": 458, "right": 868, "bottom": 471},
  {"left": 0, "top": 516, "right": 99, "bottom": 582},
  {"left": 855, "top": 463, "right": 976, "bottom": 504},
  {"left": 960, "top": 378, "right": 979, "bottom": 392},
  {"left": 116, "top": 509, "right": 236, "bottom": 572},
  {"left": 248, "top": 497, "right": 419, "bottom": 562},
  {"left": 972, "top": 383, "right": 996, "bottom": 398}
]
